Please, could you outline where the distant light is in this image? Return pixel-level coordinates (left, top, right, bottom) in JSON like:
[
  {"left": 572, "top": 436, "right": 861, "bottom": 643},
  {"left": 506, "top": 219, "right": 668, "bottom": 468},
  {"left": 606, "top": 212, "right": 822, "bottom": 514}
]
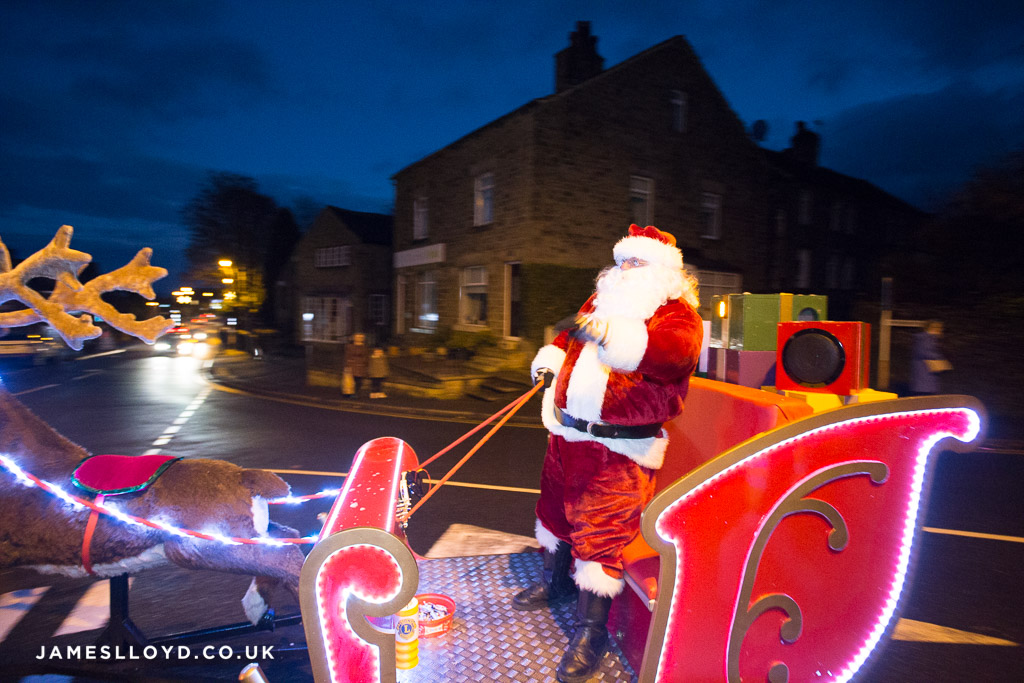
[
  {"left": 202, "top": 292, "right": 214, "bottom": 297},
  {"left": 227, "top": 318, "right": 237, "bottom": 326},
  {"left": 218, "top": 259, "right": 233, "bottom": 268},
  {"left": 176, "top": 295, "right": 192, "bottom": 304},
  {"left": 146, "top": 301, "right": 160, "bottom": 307},
  {"left": 717, "top": 300, "right": 727, "bottom": 318},
  {"left": 180, "top": 286, "right": 194, "bottom": 293},
  {"left": 222, "top": 278, "right": 234, "bottom": 284},
  {"left": 302, "top": 313, "right": 314, "bottom": 321}
]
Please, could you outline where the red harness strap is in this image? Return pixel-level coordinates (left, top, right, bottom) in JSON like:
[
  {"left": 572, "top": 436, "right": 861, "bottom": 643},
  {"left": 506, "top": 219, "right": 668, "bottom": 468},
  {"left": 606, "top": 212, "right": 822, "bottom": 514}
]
[{"left": 81, "top": 494, "right": 105, "bottom": 576}]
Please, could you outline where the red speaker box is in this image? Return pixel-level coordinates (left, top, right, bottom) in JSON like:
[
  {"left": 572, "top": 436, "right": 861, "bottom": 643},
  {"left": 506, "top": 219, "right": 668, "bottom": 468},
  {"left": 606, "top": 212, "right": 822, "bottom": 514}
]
[{"left": 776, "top": 322, "right": 871, "bottom": 395}]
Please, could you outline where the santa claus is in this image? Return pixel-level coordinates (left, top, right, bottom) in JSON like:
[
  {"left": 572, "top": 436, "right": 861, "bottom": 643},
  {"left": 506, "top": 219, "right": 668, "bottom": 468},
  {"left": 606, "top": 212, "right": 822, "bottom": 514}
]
[{"left": 513, "top": 224, "right": 703, "bottom": 682}]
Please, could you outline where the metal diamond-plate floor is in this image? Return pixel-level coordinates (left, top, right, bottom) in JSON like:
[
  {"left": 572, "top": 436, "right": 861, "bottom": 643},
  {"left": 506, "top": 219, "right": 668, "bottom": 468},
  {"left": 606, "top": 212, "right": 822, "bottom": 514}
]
[{"left": 402, "top": 552, "right": 637, "bottom": 682}]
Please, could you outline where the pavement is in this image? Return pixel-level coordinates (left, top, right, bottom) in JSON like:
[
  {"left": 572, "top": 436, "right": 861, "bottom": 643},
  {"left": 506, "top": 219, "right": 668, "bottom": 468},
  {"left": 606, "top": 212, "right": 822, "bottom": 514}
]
[
  {"left": 205, "top": 350, "right": 545, "bottom": 428},
  {"left": 206, "top": 349, "right": 1024, "bottom": 449}
]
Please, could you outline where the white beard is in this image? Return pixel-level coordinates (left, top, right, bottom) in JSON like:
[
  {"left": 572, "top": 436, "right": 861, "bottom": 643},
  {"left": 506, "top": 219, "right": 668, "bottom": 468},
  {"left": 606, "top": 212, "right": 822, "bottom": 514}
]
[{"left": 593, "top": 264, "right": 686, "bottom": 322}]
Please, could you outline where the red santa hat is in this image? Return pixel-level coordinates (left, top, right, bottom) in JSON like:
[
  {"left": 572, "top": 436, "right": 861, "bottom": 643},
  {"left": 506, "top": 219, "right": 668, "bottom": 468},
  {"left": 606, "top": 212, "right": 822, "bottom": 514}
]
[{"left": 612, "top": 224, "right": 683, "bottom": 272}]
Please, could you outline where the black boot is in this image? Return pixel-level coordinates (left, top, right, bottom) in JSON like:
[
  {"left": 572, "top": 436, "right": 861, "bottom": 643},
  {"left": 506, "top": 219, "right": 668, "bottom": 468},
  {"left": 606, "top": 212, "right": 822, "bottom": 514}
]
[
  {"left": 512, "top": 541, "right": 577, "bottom": 611},
  {"left": 556, "top": 589, "right": 613, "bottom": 683}
]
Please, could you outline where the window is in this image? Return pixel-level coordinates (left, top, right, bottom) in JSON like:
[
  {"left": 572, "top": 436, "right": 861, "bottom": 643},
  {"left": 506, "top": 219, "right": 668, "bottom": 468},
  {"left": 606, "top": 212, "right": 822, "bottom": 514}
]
[
  {"left": 414, "top": 270, "right": 438, "bottom": 332},
  {"left": 460, "top": 266, "right": 488, "bottom": 325},
  {"left": 630, "top": 176, "right": 653, "bottom": 226},
  {"left": 841, "top": 258, "right": 855, "bottom": 290},
  {"left": 830, "top": 202, "right": 843, "bottom": 232},
  {"left": 695, "top": 269, "right": 742, "bottom": 319},
  {"left": 369, "top": 294, "right": 388, "bottom": 326},
  {"left": 670, "top": 90, "right": 687, "bottom": 133},
  {"left": 474, "top": 173, "right": 494, "bottom": 226},
  {"left": 796, "top": 249, "right": 812, "bottom": 289},
  {"left": 798, "top": 190, "right": 813, "bottom": 226},
  {"left": 413, "top": 197, "right": 429, "bottom": 240},
  {"left": 844, "top": 206, "right": 857, "bottom": 234},
  {"left": 826, "top": 254, "right": 840, "bottom": 289},
  {"left": 301, "top": 296, "right": 348, "bottom": 342},
  {"left": 315, "top": 246, "right": 351, "bottom": 268},
  {"left": 699, "top": 192, "right": 722, "bottom": 239}
]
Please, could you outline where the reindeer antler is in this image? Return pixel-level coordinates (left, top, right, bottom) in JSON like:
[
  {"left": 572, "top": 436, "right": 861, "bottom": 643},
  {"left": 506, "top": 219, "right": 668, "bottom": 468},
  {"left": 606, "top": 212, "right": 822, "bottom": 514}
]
[{"left": 0, "top": 225, "right": 174, "bottom": 350}]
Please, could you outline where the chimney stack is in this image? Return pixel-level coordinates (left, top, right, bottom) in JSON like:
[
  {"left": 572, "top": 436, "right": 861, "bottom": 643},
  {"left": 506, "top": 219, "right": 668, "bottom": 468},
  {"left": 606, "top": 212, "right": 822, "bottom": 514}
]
[
  {"left": 555, "top": 21, "right": 604, "bottom": 93},
  {"left": 789, "top": 121, "right": 821, "bottom": 166}
]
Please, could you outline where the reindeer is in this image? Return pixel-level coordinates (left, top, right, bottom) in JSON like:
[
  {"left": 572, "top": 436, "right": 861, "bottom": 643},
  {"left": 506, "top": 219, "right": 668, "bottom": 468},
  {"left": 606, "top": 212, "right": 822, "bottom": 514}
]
[{"left": 0, "top": 226, "right": 304, "bottom": 625}]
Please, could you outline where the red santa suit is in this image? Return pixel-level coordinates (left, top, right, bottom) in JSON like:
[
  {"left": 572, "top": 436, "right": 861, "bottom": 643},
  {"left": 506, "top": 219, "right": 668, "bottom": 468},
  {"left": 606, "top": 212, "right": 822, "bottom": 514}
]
[{"left": 531, "top": 225, "right": 703, "bottom": 598}]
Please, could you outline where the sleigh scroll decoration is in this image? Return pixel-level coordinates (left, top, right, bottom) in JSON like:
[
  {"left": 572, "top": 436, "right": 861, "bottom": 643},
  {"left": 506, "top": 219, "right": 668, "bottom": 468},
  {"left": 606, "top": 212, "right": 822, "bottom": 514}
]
[{"left": 639, "top": 394, "right": 984, "bottom": 683}]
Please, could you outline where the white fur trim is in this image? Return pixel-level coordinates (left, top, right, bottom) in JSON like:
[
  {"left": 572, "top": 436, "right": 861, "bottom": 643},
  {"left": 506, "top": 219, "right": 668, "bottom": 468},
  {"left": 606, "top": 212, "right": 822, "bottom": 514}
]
[
  {"left": 535, "top": 519, "right": 560, "bottom": 553},
  {"left": 541, "top": 386, "right": 669, "bottom": 469},
  {"left": 613, "top": 235, "right": 683, "bottom": 272},
  {"left": 597, "top": 317, "right": 648, "bottom": 371},
  {"left": 30, "top": 544, "right": 169, "bottom": 579},
  {"left": 242, "top": 577, "right": 269, "bottom": 625},
  {"left": 531, "top": 344, "right": 567, "bottom": 380},
  {"left": 251, "top": 496, "right": 269, "bottom": 536},
  {"left": 565, "top": 342, "right": 609, "bottom": 421},
  {"left": 574, "top": 558, "right": 625, "bottom": 597}
]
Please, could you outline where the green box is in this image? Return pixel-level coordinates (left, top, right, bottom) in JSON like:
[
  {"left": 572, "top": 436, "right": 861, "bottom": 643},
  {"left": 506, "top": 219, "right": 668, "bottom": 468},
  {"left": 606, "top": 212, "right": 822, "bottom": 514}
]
[{"left": 724, "top": 293, "right": 829, "bottom": 351}]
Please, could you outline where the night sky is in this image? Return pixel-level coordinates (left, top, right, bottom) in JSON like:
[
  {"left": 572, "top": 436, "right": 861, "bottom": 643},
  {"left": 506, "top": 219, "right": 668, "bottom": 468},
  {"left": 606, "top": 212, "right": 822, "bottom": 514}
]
[{"left": 3, "top": 1, "right": 1022, "bottom": 290}]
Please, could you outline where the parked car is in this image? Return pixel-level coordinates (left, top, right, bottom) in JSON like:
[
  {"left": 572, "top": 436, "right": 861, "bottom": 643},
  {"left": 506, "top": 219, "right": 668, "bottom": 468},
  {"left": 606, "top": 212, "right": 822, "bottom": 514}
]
[{"left": 0, "top": 325, "right": 70, "bottom": 365}]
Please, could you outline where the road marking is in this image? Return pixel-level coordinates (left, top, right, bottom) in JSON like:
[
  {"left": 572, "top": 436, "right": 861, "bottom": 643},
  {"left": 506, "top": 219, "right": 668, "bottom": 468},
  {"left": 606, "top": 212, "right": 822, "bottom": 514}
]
[
  {"left": 422, "top": 478, "right": 541, "bottom": 494},
  {"left": 893, "top": 618, "right": 1018, "bottom": 645},
  {"left": 208, "top": 381, "right": 545, "bottom": 427},
  {"left": 267, "top": 468, "right": 348, "bottom": 477},
  {"left": 11, "top": 384, "right": 60, "bottom": 396},
  {"left": 0, "top": 587, "right": 48, "bottom": 641},
  {"left": 924, "top": 527, "right": 1024, "bottom": 544},
  {"left": 53, "top": 579, "right": 131, "bottom": 636},
  {"left": 426, "top": 524, "right": 539, "bottom": 558},
  {"left": 267, "top": 467, "right": 542, "bottom": 494},
  {"left": 141, "top": 386, "right": 212, "bottom": 455}
]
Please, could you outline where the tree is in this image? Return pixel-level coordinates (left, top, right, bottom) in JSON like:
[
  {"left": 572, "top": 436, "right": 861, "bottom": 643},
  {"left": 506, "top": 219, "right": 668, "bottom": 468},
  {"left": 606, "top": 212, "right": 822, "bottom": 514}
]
[
  {"left": 261, "top": 207, "right": 301, "bottom": 327},
  {"left": 182, "top": 172, "right": 280, "bottom": 317},
  {"left": 930, "top": 147, "right": 1024, "bottom": 300}
]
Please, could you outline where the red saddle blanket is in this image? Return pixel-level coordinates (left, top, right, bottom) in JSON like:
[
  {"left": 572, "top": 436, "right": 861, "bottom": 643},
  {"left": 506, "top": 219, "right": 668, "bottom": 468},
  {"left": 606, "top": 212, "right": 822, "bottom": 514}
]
[{"left": 72, "top": 454, "right": 182, "bottom": 496}]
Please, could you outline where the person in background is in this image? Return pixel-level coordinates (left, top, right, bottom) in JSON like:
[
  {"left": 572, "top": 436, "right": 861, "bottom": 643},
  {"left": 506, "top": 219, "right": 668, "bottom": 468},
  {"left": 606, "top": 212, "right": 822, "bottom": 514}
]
[
  {"left": 368, "top": 347, "right": 389, "bottom": 399},
  {"left": 517, "top": 224, "right": 703, "bottom": 683},
  {"left": 910, "top": 320, "right": 952, "bottom": 395},
  {"left": 345, "top": 333, "right": 369, "bottom": 397}
]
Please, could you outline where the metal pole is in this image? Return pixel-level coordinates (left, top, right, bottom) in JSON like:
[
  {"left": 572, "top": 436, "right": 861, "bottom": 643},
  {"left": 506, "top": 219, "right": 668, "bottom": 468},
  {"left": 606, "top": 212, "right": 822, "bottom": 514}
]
[{"left": 878, "top": 278, "right": 893, "bottom": 389}]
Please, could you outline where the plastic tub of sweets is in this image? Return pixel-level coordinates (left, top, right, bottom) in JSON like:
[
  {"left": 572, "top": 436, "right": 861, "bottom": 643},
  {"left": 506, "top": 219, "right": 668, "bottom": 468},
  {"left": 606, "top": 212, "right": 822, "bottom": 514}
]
[{"left": 415, "top": 593, "right": 455, "bottom": 638}]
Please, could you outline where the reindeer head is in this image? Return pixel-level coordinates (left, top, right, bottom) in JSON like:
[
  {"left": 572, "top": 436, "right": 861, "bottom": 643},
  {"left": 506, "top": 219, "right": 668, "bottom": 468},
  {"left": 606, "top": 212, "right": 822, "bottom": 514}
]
[{"left": 0, "top": 225, "right": 174, "bottom": 350}]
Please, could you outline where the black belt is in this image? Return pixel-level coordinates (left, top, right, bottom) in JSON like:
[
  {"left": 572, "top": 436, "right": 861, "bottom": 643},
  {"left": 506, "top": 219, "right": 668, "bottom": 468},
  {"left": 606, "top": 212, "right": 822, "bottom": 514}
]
[{"left": 554, "top": 405, "right": 663, "bottom": 440}]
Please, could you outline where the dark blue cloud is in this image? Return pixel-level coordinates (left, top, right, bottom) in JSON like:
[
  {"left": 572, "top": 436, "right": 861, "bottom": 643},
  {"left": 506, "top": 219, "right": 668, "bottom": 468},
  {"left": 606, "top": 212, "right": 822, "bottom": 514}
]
[
  {"left": 1, "top": 0, "right": 1021, "bottom": 289},
  {"left": 822, "top": 81, "right": 1024, "bottom": 209}
]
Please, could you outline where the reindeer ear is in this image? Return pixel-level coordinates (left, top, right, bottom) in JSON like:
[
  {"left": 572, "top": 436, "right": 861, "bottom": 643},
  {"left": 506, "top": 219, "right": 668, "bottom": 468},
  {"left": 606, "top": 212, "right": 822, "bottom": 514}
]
[{"left": 241, "top": 468, "right": 291, "bottom": 500}]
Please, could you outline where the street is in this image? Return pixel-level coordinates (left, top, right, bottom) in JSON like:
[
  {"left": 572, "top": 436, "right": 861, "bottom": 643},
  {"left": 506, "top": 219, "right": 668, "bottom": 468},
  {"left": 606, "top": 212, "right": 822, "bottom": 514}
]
[{"left": 0, "top": 350, "right": 1021, "bottom": 681}]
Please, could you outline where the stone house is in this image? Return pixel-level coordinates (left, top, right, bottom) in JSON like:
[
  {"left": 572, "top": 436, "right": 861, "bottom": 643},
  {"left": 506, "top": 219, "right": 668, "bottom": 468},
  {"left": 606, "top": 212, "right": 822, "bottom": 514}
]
[
  {"left": 291, "top": 206, "right": 392, "bottom": 386},
  {"left": 763, "top": 123, "right": 927, "bottom": 320},
  {"left": 390, "top": 22, "right": 767, "bottom": 356}
]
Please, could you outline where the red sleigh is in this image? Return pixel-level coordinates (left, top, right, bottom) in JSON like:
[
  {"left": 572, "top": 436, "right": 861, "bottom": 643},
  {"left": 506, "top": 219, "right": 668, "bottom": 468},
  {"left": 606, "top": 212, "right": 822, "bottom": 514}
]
[{"left": 299, "top": 379, "right": 983, "bottom": 682}]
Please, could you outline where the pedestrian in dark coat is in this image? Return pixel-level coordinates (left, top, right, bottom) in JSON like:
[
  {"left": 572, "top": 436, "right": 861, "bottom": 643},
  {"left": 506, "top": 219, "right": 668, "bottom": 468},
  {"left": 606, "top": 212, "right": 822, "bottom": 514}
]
[
  {"left": 368, "top": 348, "right": 389, "bottom": 399},
  {"left": 910, "top": 320, "right": 951, "bottom": 395},
  {"left": 345, "top": 333, "right": 369, "bottom": 397}
]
